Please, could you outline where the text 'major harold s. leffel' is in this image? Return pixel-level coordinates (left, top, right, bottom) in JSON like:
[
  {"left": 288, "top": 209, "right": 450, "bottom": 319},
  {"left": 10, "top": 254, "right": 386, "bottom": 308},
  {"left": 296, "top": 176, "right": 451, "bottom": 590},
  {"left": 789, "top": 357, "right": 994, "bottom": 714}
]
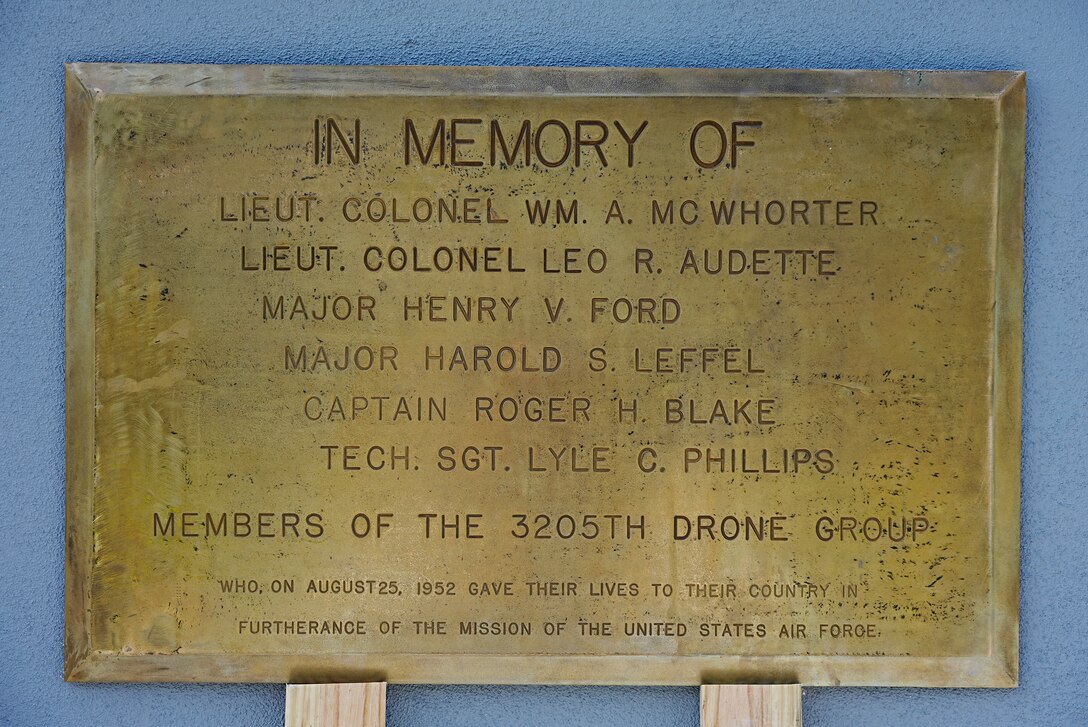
[{"left": 64, "top": 64, "right": 1024, "bottom": 686}]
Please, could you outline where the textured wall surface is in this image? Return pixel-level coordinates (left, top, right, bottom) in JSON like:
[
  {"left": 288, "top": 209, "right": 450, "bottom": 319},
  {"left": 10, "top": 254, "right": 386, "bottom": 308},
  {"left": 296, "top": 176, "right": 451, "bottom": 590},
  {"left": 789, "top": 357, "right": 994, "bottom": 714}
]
[{"left": 1, "top": 0, "right": 1085, "bottom": 724}]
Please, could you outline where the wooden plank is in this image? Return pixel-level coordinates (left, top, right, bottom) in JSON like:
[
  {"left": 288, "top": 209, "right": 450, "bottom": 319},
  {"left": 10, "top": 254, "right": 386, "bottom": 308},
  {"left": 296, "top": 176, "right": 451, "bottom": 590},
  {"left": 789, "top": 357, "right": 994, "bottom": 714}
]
[
  {"left": 700, "top": 684, "right": 801, "bottom": 727},
  {"left": 285, "top": 682, "right": 386, "bottom": 727}
]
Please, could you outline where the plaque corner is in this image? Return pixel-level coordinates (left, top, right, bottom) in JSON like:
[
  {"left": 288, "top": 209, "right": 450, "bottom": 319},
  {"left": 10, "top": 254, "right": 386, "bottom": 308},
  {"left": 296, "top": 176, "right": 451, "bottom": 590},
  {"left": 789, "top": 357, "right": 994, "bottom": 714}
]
[
  {"left": 62, "top": 640, "right": 93, "bottom": 683},
  {"left": 64, "top": 63, "right": 101, "bottom": 106},
  {"left": 999, "top": 70, "right": 1027, "bottom": 99}
]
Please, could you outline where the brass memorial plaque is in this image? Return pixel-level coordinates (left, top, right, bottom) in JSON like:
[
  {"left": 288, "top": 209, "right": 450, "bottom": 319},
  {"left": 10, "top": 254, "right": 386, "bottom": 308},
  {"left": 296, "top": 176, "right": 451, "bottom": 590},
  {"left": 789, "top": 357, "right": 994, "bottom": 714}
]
[{"left": 65, "top": 64, "right": 1024, "bottom": 686}]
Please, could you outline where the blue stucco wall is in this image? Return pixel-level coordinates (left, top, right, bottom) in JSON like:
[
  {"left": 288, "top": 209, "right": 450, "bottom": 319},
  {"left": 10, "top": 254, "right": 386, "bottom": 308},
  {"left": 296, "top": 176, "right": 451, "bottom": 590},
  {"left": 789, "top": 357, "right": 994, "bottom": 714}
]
[{"left": 1, "top": 1, "right": 1086, "bottom": 724}]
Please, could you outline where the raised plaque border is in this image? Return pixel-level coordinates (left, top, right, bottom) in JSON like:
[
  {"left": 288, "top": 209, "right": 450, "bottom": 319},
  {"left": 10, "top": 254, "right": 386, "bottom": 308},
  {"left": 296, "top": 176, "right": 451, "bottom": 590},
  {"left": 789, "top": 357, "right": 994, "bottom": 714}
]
[{"left": 64, "top": 63, "right": 1024, "bottom": 686}]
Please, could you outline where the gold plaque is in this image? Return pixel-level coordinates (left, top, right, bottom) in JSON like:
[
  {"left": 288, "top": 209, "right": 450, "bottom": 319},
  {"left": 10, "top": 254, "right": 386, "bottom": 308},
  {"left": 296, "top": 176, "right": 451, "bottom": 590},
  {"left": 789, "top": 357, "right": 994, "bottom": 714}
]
[{"left": 65, "top": 64, "right": 1024, "bottom": 686}]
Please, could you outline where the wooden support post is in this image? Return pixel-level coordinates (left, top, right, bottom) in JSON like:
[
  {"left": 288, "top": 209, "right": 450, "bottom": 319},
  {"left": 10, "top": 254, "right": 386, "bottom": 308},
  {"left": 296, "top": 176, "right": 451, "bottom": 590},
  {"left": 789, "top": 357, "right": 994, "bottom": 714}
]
[
  {"left": 285, "top": 682, "right": 387, "bottom": 727},
  {"left": 700, "top": 684, "right": 801, "bottom": 727}
]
